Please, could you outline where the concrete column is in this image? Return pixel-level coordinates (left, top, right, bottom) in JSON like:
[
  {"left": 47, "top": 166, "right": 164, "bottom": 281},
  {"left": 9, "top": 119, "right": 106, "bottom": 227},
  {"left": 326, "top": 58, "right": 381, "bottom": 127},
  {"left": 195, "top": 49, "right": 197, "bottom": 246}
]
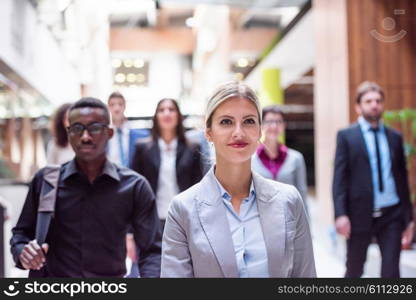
[{"left": 313, "top": 0, "right": 350, "bottom": 226}]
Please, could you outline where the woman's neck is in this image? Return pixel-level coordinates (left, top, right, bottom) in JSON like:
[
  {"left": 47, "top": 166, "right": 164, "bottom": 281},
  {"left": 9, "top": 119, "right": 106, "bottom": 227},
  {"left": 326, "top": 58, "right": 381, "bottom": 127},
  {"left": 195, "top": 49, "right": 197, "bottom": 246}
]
[
  {"left": 160, "top": 130, "right": 176, "bottom": 144},
  {"left": 263, "top": 137, "right": 279, "bottom": 159},
  {"left": 214, "top": 158, "right": 252, "bottom": 214}
]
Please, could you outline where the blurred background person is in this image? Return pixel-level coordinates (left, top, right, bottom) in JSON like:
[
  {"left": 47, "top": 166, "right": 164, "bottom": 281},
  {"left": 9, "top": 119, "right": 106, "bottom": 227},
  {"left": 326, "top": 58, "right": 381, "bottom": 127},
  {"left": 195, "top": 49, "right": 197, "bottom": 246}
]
[
  {"left": 252, "top": 105, "right": 308, "bottom": 213},
  {"left": 333, "top": 81, "right": 413, "bottom": 278},
  {"left": 107, "top": 91, "right": 149, "bottom": 167},
  {"left": 185, "top": 115, "right": 213, "bottom": 174},
  {"left": 46, "top": 103, "right": 74, "bottom": 165},
  {"left": 106, "top": 91, "right": 150, "bottom": 278},
  {"left": 131, "top": 98, "right": 203, "bottom": 230}
]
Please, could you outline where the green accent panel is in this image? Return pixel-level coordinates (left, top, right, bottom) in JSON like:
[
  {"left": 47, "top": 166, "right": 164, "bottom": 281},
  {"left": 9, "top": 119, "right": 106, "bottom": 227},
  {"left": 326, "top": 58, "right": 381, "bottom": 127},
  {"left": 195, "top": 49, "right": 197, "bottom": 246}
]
[
  {"left": 259, "top": 68, "right": 285, "bottom": 144},
  {"left": 259, "top": 68, "right": 284, "bottom": 107}
]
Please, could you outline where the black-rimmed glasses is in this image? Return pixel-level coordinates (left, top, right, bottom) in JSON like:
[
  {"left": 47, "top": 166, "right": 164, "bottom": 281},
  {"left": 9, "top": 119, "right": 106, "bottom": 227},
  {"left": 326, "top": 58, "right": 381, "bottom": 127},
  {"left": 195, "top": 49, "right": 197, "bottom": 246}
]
[
  {"left": 67, "top": 123, "right": 108, "bottom": 137},
  {"left": 263, "top": 120, "right": 284, "bottom": 126}
]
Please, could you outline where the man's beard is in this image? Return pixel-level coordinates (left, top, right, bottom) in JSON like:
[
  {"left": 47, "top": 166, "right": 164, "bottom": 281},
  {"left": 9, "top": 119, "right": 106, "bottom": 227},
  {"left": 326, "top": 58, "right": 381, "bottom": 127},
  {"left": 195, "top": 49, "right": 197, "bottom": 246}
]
[{"left": 363, "top": 112, "right": 382, "bottom": 122}]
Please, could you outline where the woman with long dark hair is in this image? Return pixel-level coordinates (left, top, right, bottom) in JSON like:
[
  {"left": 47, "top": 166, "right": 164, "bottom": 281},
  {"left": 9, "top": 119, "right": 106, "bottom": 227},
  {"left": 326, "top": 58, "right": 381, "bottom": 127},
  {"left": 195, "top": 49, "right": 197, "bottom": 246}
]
[
  {"left": 46, "top": 103, "right": 74, "bottom": 165},
  {"left": 131, "top": 98, "right": 203, "bottom": 229}
]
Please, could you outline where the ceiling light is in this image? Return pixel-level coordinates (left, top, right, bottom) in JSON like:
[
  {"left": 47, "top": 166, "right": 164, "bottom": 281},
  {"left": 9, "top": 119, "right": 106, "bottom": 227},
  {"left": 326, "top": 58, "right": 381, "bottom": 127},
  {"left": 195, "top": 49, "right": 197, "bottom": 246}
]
[
  {"left": 134, "top": 59, "right": 145, "bottom": 68},
  {"left": 114, "top": 73, "right": 126, "bottom": 83},
  {"left": 112, "top": 59, "right": 122, "bottom": 68},
  {"left": 237, "top": 58, "right": 249, "bottom": 68},
  {"left": 127, "top": 73, "right": 136, "bottom": 83},
  {"left": 185, "top": 17, "right": 195, "bottom": 28},
  {"left": 124, "top": 59, "right": 133, "bottom": 68},
  {"left": 136, "top": 74, "right": 146, "bottom": 83}
]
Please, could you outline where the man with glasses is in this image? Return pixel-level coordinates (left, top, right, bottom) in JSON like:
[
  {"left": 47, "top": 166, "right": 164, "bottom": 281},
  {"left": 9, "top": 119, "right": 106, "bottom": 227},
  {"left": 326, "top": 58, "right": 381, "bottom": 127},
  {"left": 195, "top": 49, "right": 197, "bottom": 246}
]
[{"left": 10, "top": 97, "right": 161, "bottom": 277}]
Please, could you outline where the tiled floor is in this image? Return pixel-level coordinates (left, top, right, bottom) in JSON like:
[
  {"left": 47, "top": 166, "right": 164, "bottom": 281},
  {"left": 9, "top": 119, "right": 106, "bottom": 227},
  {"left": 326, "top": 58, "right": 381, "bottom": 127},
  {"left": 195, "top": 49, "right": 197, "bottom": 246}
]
[{"left": 309, "top": 199, "right": 416, "bottom": 278}]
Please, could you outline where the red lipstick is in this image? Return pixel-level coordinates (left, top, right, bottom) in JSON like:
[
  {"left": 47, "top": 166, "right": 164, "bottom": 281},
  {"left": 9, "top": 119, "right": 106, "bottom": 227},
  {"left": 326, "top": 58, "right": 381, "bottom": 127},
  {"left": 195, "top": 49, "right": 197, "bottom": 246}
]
[{"left": 228, "top": 142, "right": 248, "bottom": 148}]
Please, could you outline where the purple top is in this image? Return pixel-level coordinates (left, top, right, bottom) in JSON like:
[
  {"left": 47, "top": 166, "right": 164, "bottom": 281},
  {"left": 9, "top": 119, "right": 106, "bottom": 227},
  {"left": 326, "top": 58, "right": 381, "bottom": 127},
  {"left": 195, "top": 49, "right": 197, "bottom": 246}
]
[{"left": 256, "top": 144, "right": 288, "bottom": 179}]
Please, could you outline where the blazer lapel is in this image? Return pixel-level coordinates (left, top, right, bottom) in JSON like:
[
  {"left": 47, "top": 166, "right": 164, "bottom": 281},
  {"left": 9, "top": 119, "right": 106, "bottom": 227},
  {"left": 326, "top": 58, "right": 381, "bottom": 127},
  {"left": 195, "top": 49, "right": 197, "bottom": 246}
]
[
  {"left": 175, "top": 140, "right": 185, "bottom": 174},
  {"left": 252, "top": 172, "right": 286, "bottom": 277},
  {"left": 353, "top": 123, "right": 370, "bottom": 164},
  {"left": 196, "top": 168, "right": 239, "bottom": 277},
  {"left": 384, "top": 126, "right": 396, "bottom": 162},
  {"left": 149, "top": 140, "right": 161, "bottom": 172}
]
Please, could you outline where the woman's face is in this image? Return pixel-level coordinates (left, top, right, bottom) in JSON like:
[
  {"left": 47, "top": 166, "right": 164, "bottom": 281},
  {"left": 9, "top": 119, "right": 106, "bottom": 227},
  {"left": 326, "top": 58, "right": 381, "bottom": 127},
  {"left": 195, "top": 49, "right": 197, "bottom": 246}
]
[
  {"left": 206, "top": 97, "right": 260, "bottom": 164},
  {"left": 262, "top": 112, "right": 285, "bottom": 141},
  {"left": 156, "top": 100, "right": 179, "bottom": 132}
]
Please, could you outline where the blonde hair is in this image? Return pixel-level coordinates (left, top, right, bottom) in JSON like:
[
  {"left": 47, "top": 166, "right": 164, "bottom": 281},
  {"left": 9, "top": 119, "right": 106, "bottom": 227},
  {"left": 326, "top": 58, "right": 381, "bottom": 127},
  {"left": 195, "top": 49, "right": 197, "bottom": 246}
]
[{"left": 205, "top": 81, "right": 262, "bottom": 128}]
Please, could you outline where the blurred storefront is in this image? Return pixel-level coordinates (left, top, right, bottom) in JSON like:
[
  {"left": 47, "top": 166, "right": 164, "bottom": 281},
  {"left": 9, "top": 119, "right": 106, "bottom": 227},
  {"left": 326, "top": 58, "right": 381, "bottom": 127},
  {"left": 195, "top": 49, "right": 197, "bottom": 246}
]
[{"left": 0, "top": 0, "right": 111, "bottom": 180}]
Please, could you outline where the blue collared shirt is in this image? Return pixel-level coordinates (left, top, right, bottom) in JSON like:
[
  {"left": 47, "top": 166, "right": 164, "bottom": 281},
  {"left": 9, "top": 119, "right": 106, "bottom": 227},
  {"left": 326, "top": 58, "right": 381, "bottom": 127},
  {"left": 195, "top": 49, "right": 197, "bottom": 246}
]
[
  {"left": 358, "top": 116, "right": 400, "bottom": 209},
  {"left": 213, "top": 175, "right": 269, "bottom": 277}
]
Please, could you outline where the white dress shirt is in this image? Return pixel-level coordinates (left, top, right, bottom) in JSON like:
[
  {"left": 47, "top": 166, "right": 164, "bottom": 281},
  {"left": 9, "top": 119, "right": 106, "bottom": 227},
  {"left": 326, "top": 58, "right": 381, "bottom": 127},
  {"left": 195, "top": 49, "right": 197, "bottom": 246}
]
[
  {"left": 107, "top": 122, "right": 130, "bottom": 166},
  {"left": 213, "top": 174, "right": 270, "bottom": 277},
  {"left": 156, "top": 138, "right": 179, "bottom": 220},
  {"left": 358, "top": 116, "right": 400, "bottom": 209}
]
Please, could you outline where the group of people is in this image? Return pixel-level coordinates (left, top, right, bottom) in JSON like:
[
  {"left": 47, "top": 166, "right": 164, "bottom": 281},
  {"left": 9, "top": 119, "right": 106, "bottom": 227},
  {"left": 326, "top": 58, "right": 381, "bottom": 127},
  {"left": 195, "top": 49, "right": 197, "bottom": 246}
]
[{"left": 9, "top": 80, "right": 413, "bottom": 278}]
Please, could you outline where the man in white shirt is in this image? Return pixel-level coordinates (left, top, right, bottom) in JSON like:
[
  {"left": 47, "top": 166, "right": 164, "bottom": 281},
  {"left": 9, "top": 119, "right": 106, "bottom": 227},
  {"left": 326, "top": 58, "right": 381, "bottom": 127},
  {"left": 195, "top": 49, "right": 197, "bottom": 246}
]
[
  {"left": 107, "top": 92, "right": 130, "bottom": 167},
  {"left": 107, "top": 91, "right": 149, "bottom": 277},
  {"left": 107, "top": 92, "right": 149, "bottom": 167}
]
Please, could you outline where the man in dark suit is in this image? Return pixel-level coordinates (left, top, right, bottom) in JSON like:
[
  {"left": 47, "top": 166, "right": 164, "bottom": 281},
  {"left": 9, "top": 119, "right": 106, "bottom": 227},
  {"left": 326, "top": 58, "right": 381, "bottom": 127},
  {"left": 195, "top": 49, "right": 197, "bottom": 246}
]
[{"left": 332, "top": 81, "right": 414, "bottom": 278}]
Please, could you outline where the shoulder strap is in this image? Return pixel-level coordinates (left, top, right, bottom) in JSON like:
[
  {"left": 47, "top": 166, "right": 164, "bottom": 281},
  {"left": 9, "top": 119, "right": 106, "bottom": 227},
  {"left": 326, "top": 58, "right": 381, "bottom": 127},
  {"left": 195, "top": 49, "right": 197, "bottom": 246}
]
[{"left": 35, "top": 165, "right": 61, "bottom": 245}]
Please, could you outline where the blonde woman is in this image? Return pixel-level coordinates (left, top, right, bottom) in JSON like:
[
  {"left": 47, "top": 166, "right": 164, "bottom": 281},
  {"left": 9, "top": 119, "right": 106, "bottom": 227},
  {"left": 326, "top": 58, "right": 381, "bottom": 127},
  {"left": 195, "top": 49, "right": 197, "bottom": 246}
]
[{"left": 161, "top": 82, "right": 315, "bottom": 278}]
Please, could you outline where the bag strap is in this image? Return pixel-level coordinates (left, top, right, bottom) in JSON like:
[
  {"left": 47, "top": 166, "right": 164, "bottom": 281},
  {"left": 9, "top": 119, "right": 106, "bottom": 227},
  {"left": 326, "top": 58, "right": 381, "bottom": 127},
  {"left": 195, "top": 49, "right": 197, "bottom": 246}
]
[{"left": 35, "top": 165, "right": 61, "bottom": 245}]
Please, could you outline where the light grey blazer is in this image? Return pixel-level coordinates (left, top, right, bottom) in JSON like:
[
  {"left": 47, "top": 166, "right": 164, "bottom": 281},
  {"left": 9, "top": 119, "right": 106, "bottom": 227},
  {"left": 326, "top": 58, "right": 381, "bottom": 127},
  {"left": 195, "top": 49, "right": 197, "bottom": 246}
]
[
  {"left": 161, "top": 167, "right": 316, "bottom": 278},
  {"left": 252, "top": 148, "right": 308, "bottom": 212}
]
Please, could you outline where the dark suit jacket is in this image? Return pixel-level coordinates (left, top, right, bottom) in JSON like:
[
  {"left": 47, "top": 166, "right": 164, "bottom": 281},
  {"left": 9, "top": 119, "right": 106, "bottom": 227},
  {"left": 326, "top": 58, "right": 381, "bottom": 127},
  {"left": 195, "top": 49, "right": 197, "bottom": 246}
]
[
  {"left": 332, "top": 123, "right": 412, "bottom": 233},
  {"left": 131, "top": 138, "right": 203, "bottom": 195},
  {"left": 128, "top": 128, "right": 150, "bottom": 166},
  {"left": 105, "top": 127, "right": 150, "bottom": 167}
]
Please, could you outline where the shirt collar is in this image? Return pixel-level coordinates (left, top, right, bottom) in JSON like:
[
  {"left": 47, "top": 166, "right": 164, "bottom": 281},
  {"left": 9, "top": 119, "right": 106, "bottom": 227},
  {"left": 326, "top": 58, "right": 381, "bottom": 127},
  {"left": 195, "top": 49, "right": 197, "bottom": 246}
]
[
  {"left": 61, "top": 158, "right": 120, "bottom": 182},
  {"left": 102, "top": 159, "right": 121, "bottom": 181},
  {"left": 212, "top": 168, "right": 256, "bottom": 203},
  {"left": 61, "top": 159, "right": 78, "bottom": 181},
  {"left": 114, "top": 121, "right": 130, "bottom": 133},
  {"left": 158, "top": 137, "right": 178, "bottom": 152},
  {"left": 256, "top": 143, "right": 288, "bottom": 161},
  {"left": 358, "top": 116, "right": 384, "bottom": 132}
]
